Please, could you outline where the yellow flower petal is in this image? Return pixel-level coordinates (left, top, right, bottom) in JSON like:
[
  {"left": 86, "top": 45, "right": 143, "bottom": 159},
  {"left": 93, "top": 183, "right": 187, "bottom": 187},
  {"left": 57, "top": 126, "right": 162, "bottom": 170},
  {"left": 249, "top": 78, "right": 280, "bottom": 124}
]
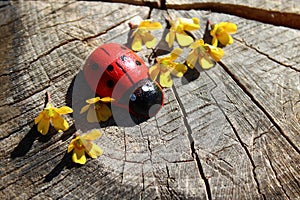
[
  {"left": 165, "top": 31, "right": 175, "bottom": 48},
  {"left": 72, "top": 149, "right": 86, "bottom": 164},
  {"left": 159, "top": 71, "right": 173, "bottom": 88},
  {"left": 180, "top": 17, "right": 200, "bottom": 31},
  {"left": 217, "top": 33, "right": 231, "bottom": 46},
  {"left": 80, "top": 104, "right": 90, "bottom": 114},
  {"left": 87, "top": 107, "right": 98, "bottom": 123},
  {"left": 221, "top": 22, "right": 237, "bottom": 33},
  {"left": 52, "top": 114, "right": 69, "bottom": 131},
  {"left": 170, "top": 48, "right": 183, "bottom": 60},
  {"left": 189, "top": 39, "right": 204, "bottom": 49},
  {"left": 67, "top": 138, "right": 77, "bottom": 153},
  {"left": 85, "top": 143, "right": 103, "bottom": 159},
  {"left": 37, "top": 118, "right": 50, "bottom": 135},
  {"left": 140, "top": 21, "right": 162, "bottom": 30},
  {"left": 212, "top": 35, "right": 218, "bottom": 47},
  {"left": 228, "top": 35, "right": 234, "bottom": 45},
  {"left": 78, "top": 137, "right": 89, "bottom": 149},
  {"left": 171, "top": 63, "right": 187, "bottom": 77},
  {"left": 86, "top": 97, "right": 101, "bottom": 104},
  {"left": 143, "top": 32, "right": 156, "bottom": 48},
  {"left": 200, "top": 57, "right": 214, "bottom": 69},
  {"left": 83, "top": 129, "right": 102, "bottom": 140},
  {"left": 176, "top": 32, "right": 193, "bottom": 47},
  {"left": 139, "top": 20, "right": 152, "bottom": 28},
  {"left": 132, "top": 34, "right": 143, "bottom": 51},
  {"left": 100, "top": 97, "right": 114, "bottom": 103},
  {"left": 56, "top": 106, "right": 73, "bottom": 115},
  {"left": 96, "top": 104, "right": 112, "bottom": 122},
  {"left": 149, "top": 65, "right": 160, "bottom": 81},
  {"left": 206, "top": 45, "right": 224, "bottom": 61},
  {"left": 210, "top": 22, "right": 237, "bottom": 46},
  {"left": 186, "top": 54, "right": 197, "bottom": 69},
  {"left": 34, "top": 110, "right": 45, "bottom": 124}
]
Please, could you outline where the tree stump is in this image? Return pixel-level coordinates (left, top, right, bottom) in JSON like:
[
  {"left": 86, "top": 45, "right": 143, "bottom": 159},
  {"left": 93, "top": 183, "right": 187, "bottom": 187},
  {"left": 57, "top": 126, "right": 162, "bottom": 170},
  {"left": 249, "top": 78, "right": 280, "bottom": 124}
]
[{"left": 0, "top": 1, "right": 299, "bottom": 199}]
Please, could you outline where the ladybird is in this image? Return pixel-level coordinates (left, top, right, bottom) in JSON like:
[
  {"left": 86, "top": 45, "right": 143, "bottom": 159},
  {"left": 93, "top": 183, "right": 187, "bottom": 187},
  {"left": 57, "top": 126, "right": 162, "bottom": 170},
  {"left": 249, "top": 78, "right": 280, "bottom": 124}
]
[{"left": 83, "top": 43, "right": 164, "bottom": 118}]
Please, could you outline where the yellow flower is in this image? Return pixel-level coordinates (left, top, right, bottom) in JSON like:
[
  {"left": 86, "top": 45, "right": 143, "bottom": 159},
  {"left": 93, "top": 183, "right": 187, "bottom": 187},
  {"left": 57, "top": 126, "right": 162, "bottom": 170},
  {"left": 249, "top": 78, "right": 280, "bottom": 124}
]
[
  {"left": 34, "top": 102, "right": 73, "bottom": 135},
  {"left": 67, "top": 129, "right": 103, "bottom": 164},
  {"left": 149, "top": 48, "right": 187, "bottom": 87},
  {"left": 166, "top": 17, "right": 200, "bottom": 47},
  {"left": 130, "top": 20, "right": 162, "bottom": 51},
  {"left": 80, "top": 97, "right": 114, "bottom": 123},
  {"left": 210, "top": 22, "right": 237, "bottom": 46},
  {"left": 186, "top": 39, "right": 224, "bottom": 69}
]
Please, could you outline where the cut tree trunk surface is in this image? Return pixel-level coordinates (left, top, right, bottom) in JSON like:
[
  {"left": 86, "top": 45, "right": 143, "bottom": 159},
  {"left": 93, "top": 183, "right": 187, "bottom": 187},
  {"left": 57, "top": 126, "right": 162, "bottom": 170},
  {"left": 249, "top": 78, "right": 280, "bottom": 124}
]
[{"left": 0, "top": 1, "right": 299, "bottom": 199}]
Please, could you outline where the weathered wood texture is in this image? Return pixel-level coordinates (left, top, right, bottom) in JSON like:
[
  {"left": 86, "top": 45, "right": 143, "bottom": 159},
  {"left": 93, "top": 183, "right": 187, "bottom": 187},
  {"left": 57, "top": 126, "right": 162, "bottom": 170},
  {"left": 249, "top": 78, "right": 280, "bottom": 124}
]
[
  {"left": 103, "top": 0, "right": 300, "bottom": 29},
  {"left": 165, "top": 0, "right": 300, "bottom": 13},
  {"left": 0, "top": 0, "right": 299, "bottom": 199}
]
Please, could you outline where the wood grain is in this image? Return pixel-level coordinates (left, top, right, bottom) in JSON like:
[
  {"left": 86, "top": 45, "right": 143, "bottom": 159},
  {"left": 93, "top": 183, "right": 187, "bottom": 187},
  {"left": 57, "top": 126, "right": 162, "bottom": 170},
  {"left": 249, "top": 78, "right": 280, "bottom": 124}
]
[
  {"left": 165, "top": 0, "right": 300, "bottom": 29},
  {"left": 100, "top": 0, "right": 300, "bottom": 29},
  {"left": 0, "top": 1, "right": 299, "bottom": 200}
]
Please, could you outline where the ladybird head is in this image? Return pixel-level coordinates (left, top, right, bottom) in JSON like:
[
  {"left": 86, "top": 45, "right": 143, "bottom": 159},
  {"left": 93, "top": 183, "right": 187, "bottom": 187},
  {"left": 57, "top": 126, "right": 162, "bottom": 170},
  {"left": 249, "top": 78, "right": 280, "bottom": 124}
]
[{"left": 128, "top": 79, "right": 164, "bottom": 118}]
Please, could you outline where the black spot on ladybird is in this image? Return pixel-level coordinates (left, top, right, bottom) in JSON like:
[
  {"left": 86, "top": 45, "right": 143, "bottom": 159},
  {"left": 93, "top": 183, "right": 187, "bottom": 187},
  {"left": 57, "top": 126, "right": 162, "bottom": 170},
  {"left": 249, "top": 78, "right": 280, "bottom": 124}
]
[
  {"left": 106, "top": 80, "right": 114, "bottom": 88},
  {"left": 135, "top": 60, "right": 141, "bottom": 66},
  {"left": 107, "top": 64, "right": 114, "bottom": 71},
  {"left": 120, "top": 55, "right": 127, "bottom": 61},
  {"left": 91, "top": 63, "right": 99, "bottom": 70}
]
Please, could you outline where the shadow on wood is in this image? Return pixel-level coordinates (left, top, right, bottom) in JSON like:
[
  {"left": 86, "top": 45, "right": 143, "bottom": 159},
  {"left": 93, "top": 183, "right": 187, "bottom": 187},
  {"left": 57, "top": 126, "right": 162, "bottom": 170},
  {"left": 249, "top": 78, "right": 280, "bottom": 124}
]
[
  {"left": 43, "top": 152, "right": 75, "bottom": 182},
  {"left": 10, "top": 125, "right": 39, "bottom": 158},
  {"left": 11, "top": 125, "right": 58, "bottom": 158}
]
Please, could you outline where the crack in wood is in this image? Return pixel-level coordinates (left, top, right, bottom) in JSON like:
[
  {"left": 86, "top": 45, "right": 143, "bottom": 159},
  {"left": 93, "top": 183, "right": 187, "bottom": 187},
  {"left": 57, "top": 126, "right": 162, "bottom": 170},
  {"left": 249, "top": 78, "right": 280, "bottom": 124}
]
[
  {"left": 166, "top": 3, "right": 300, "bottom": 30},
  {"left": 203, "top": 154, "right": 239, "bottom": 185},
  {"left": 186, "top": 103, "right": 212, "bottom": 115},
  {"left": 218, "top": 61, "right": 300, "bottom": 155},
  {"left": 211, "top": 93, "right": 266, "bottom": 199},
  {"left": 252, "top": 125, "right": 274, "bottom": 145},
  {"left": 234, "top": 38, "right": 300, "bottom": 72},
  {"left": 140, "top": 165, "right": 145, "bottom": 199},
  {"left": 28, "top": 38, "right": 79, "bottom": 66},
  {"left": 26, "top": 15, "right": 132, "bottom": 69},
  {"left": 164, "top": 164, "right": 179, "bottom": 197},
  {"left": 100, "top": 0, "right": 161, "bottom": 9},
  {"left": 0, "top": 11, "right": 27, "bottom": 29},
  {"left": 121, "top": 129, "right": 127, "bottom": 184},
  {"left": 98, "top": 1, "right": 300, "bottom": 29},
  {"left": 162, "top": 158, "right": 194, "bottom": 163},
  {"left": 171, "top": 85, "right": 212, "bottom": 200},
  {"left": 265, "top": 152, "right": 291, "bottom": 200},
  {"left": 1, "top": 83, "right": 51, "bottom": 109},
  {"left": 146, "top": 137, "right": 154, "bottom": 170}
]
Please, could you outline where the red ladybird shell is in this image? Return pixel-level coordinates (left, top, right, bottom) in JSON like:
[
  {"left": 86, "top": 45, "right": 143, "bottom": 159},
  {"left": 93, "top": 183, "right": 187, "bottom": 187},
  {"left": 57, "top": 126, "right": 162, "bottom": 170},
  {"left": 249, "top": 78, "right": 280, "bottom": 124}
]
[{"left": 83, "top": 43, "right": 149, "bottom": 100}]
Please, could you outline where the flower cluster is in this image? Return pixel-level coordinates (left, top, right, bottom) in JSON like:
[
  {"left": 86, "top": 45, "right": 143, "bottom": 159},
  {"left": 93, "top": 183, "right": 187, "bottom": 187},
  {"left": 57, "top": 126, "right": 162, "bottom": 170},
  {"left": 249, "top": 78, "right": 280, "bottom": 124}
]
[
  {"left": 149, "top": 48, "right": 187, "bottom": 87},
  {"left": 129, "top": 18, "right": 237, "bottom": 87},
  {"left": 68, "top": 129, "right": 103, "bottom": 164},
  {"left": 210, "top": 22, "right": 237, "bottom": 47},
  {"left": 80, "top": 97, "right": 114, "bottom": 123},
  {"left": 32, "top": 16, "right": 237, "bottom": 166},
  {"left": 186, "top": 39, "right": 224, "bottom": 69},
  {"left": 166, "top": 17, "right": 200, "bottom": 47},
  {"left": 34, "top": 92, "right": 106, "bottom": 165},
  {"left": 34, "top": 92, "right": 73, "bottom": 135},
  {"left": 130, "top": 20, "right": 162, "bottom": 51}
]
